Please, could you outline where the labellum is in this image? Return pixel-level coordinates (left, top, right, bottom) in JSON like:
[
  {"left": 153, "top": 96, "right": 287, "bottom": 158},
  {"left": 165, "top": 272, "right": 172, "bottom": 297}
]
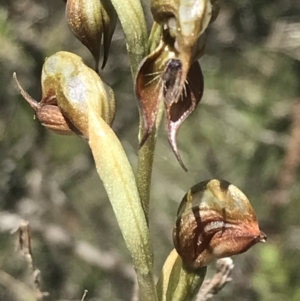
[
  {"left": 173, "top": 179, "right": 266, "bottom": 269},
  {"left": 14, "top": 51, "right": 116, "bottom": 138},
  {"left": 165, "top": 59, "right": 203, "bottom": 171}
]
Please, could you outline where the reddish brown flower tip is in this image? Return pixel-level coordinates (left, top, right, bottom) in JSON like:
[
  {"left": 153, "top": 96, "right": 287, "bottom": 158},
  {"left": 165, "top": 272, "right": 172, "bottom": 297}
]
[
  {"left": 173, "top": 179, "right": 266, "bottom": 269},
  {"left": 13, "top": 73, "right": 75, "bottom": 136}
]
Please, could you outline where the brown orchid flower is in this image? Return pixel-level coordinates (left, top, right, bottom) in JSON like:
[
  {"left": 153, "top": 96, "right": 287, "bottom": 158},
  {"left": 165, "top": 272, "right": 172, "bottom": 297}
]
[
  {"left": 136, "top": 0, "right": 219, "bottom": 171},
  {"left": 136, "top": 28, "right": 204, "bottom": 171},
  {"left": 66, "top": 0, "right": 117, "bottom": 71},
  {"left": 173, "top": 179, "right": 266, "bottom": 269}
]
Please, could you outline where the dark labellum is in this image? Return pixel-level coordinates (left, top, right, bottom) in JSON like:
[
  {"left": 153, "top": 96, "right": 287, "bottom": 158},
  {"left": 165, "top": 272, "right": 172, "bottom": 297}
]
[
  {"left": 165, "top": 61, "right": 204, "bottom": 171},
  {"left": 162, "top": 59, "right": 183, "bottom": 104}
]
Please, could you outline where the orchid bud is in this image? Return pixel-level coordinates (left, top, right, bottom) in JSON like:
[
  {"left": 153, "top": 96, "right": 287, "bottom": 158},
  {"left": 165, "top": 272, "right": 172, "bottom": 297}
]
[
  {"left": 173, "top": 179, "right": 266, "bottom": 270},
  {"left": 66, "top": 0, "right": 117, "bottom": 70},
  {"left": 14, "top": 51, "right": 115, "bottom": 138}
]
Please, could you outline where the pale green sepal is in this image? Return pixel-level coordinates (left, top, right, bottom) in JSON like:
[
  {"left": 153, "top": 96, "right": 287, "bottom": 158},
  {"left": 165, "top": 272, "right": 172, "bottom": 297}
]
[
  {"left": 157, "top": 249, "right": 206, "bottom": 301},
  {"left": 109, "top": 0, "right": 147, "bottom": 77},
  {"left": 88, "top": 109, "right": 158, "bottom": 301},
  {"left": 171, "top": 264, "right": 206, "bottom": 301},
  {"left": 148, "top": 22, "right": 162, "bottom": 54},
  {"left": 156, "top": 249, "right": 179, "bottom": 301}
]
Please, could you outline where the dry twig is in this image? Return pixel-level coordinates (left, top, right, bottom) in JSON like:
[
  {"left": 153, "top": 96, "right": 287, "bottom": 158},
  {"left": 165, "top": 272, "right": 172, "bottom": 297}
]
[
  {"left": 131, "top": 278, "right": 140, "bottom": 301},
  {"left": 196, "top": 257, "right": 234, "bottom": 301},
  {"left": 0, "top": 270, "right": 36, "bottom": 301},
  {"left": 0, "top": 211, "right": 134, "bottom": 282},
  {"left": 80, "top": 289, "right": 88, "bottom": 301},
  {"left": 18, "top": 220, "right": 49, "bottom": 301}
]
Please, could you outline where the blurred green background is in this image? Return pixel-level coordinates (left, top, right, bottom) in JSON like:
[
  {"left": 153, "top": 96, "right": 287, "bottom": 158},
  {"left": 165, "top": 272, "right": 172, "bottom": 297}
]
[{"left": 1, "top": 0, "right": 300, "bottom": 300}]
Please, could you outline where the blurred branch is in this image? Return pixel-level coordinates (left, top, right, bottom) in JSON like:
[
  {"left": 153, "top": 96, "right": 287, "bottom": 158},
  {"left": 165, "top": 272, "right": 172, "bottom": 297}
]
[
  {"left": 18, "top": 220, "right": 49, "bottom": 301},
  {"left": 80, "top": 289, "right": 88, "bottom": 301},
  {"left": 74, "top": 239, "right": 134, "bottom": 280},
  {"left": 267, "top": 18, "right": 300, "bottom": 61},
  {"left": 268, "top": 100, "right": 300, "bottom": 205},
  {"left": 0, "top": 211, "right": 135, "bottom": 282},
  {"left": 0, "top": 270, "right": 36, "bottom": 301},
  {"left": 203, "top": 90, "right": 290, "bottom": 148},
  {"left": 196, "top": 258, "right": 234, "bottom": 301},
  {"left": 39, "top": 223, "right": 135, "bottom": 281}
]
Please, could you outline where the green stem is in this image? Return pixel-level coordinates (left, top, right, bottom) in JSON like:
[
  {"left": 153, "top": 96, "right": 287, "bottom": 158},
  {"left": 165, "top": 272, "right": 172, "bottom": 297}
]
[{"left": 137, "top": 101, "right": 164, "bottom": 222}]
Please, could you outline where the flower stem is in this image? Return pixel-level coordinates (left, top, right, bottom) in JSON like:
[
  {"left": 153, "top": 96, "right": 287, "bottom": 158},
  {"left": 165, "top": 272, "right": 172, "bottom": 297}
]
[{"left": 137, "top": 101, "right": 164, "bottom": 222}]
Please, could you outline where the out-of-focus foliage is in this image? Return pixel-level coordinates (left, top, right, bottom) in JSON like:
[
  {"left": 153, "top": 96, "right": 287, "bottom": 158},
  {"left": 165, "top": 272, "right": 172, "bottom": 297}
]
[{"left": 0, "top": 0, "right": 300, "bottom": 301}]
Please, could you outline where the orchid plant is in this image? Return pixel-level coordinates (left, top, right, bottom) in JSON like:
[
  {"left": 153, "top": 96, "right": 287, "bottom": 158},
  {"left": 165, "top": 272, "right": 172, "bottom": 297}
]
[{"left": 14, "top": 1, "right": 266, "bottom": 301}]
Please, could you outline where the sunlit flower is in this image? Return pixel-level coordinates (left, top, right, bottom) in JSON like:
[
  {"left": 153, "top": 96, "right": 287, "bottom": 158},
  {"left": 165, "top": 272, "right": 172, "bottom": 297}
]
[
  {"left": 173, "top": 179, "right": 266, "bottom": 269},
  {"left": 136, "top": 0, "right": 219, "bottom": 170}
]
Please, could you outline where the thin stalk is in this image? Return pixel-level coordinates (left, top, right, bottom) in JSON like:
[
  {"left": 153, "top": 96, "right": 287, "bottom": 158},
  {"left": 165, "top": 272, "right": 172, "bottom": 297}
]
[{"left": 137, "top": 101, "right": 164, "bottom": 222}]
